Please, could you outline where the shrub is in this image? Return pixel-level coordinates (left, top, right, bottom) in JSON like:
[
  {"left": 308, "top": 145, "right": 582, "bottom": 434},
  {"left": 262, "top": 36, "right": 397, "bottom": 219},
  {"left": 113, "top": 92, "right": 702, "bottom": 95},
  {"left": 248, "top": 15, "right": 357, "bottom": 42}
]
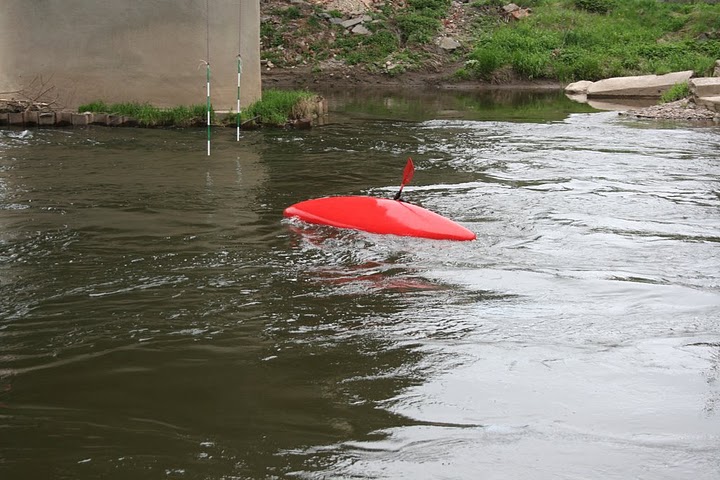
[
  {"left": 467, "top": 49, "right": 503, "bottom": 79},
  {"left": 396, "top": 12, "right": 442, "bottom": 44},
  {"left": 511, "top": 51, "right": 550, "bottom": 79}
]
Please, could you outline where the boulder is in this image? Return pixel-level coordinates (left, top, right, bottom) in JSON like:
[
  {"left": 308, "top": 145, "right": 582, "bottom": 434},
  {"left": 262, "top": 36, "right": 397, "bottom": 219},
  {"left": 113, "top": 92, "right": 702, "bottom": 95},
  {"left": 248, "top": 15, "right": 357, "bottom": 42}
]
[
  {"left": 437, "top": 36, "right": 461, "bottom": 51},
  {"left": 564, "top": 80, "right": 594, "bottom": 94},
  {"left": 586, "top": 71, "right": 694, "bottom": 98},
  {"left": 714, "top": 60, "right": 720, "bottom": 77}
]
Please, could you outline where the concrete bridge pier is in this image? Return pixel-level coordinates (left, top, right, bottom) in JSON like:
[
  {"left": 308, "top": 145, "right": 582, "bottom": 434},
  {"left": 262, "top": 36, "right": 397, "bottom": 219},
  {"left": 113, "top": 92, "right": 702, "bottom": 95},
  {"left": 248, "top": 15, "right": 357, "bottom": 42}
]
[{"left": 0, "top": 0, "right": 261, "bottom": 110}]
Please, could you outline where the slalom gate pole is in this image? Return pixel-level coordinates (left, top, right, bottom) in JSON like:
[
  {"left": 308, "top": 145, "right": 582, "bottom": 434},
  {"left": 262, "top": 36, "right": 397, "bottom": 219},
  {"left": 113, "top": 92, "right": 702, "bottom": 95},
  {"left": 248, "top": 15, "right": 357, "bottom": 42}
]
[
  {"left": 237, "top": 55, "right": 242, "bottom": 141},
  {"left": 205, "top": 0, "right": 211, "bottom": 156},
  {"left": 206, "top": 62, "right": 211, "bottom": 156}
]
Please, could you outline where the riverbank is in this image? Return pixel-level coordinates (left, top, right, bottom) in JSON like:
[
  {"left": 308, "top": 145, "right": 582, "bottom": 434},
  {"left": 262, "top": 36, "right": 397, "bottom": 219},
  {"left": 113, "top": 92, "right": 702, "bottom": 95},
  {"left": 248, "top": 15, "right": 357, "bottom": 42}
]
[
  {"left": 261, "top": 61, "right": 564, "bottom": 91},
  {"left": 260, "top": 0, "right": 720, "bottom": 88}
]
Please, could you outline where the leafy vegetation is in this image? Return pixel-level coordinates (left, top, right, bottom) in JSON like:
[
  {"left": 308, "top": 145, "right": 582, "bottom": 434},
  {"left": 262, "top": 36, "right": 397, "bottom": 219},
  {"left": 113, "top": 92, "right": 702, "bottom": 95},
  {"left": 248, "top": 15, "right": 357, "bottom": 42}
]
[
  {"left": 78, "top": 101, "right": 211, "bottom": 127},
  {"left": 396, "top": 0, "right": 451, "bottom": 45},
  {"left": 335, "top": 29, "right": 400, "bottom": 66},
  {"left": 240, "top": 89, "right": 318, "bottom": 126},
  {"left": 462, "top": 0, "right": 720, "bottom": 82},
  {"left": 660, "top": 81, "right": 691, "bottom": 103},
  {"left": 79, "top": 91, "right": 319, "bottom": 128}
]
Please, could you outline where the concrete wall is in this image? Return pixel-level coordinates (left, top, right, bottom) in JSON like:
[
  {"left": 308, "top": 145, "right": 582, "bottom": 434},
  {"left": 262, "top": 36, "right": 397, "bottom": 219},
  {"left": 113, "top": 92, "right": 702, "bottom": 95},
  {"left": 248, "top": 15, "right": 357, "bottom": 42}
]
[{"left": 0, "top": 0, "right": 261, "bottom": 110}]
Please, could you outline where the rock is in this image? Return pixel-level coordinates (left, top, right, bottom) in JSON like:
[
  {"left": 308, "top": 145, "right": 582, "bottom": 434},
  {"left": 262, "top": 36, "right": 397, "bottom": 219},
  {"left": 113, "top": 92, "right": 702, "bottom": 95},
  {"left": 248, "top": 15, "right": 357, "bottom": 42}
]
[
  {"left": 620, "top": 98, "right": 718, "bottom": 121},
  {"left": 565, "top": 80, "right": 594, "bottom": 94},
  {"left": 340, "top": 16, "right": 366, "bottom": 28},
  {"left": 714, "top": 60, "right": 720, "bottom": 77},
  {"left": 293, "top": 117, "right": 313, "bottom": 129},
  {"left": 322, "top": 0, "right": 371, "bottom": 15},
  {"left": 502, "top": 3, "right": 530, "bottom": 19},
  {"left": 587, "top": 70, "right": 694, "bottom": 98},
  {"left": 690, "top": 77, "right": 720, "bottom": 97},
  {"left": 351, "top": 24, "right": 371, "bottom": 35},
  {"left": 437, "top": 36, "right": 461, "bottom": 51}
]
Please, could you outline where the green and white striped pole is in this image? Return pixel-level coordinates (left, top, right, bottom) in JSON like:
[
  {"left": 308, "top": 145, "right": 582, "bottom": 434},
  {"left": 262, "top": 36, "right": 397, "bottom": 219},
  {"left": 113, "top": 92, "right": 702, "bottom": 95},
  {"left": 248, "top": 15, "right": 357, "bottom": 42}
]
[
  {"left": 206, "top": 61, "right": 211, "bottom": 156},
  {"left": 237, "top": 55, "right": 242, "bottom": 141},
  {"left": 205, "top": 0, "right": 211, "bottom": 156}
]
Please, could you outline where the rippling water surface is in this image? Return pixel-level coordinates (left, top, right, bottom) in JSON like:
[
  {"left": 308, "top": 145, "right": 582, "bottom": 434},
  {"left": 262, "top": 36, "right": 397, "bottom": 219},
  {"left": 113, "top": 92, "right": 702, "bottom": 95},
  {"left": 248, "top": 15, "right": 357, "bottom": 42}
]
[{"left": 1, "top": 91, "right": 719, "bottom": 479}]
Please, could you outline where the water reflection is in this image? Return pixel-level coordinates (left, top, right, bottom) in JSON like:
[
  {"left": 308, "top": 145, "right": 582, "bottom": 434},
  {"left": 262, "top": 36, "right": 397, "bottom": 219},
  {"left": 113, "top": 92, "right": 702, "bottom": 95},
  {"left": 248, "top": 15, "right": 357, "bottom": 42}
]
[{"left": 320, "top": 87, "right": 598, "bottom": 122}]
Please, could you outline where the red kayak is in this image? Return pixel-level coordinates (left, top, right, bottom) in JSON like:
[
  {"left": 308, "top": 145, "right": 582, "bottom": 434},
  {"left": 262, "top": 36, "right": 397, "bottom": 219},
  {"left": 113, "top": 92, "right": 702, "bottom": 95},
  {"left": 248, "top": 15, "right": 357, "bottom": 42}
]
[{"left": 283, "top": 196, "right": 476, "bottom": 241}]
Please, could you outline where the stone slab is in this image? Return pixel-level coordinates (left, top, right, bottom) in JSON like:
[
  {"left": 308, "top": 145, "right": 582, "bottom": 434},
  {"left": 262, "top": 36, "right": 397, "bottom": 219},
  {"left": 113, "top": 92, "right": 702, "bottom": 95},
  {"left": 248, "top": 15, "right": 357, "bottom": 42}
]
[
  {"left": 695, "top": 96, "right": 720, "bottom": 113},
  {"left": 340, "top": 16, "right": 365, "bottom": 28},
  {"left": 690, "top": 77, "right": 720, "bottom": 98},
  {"left": 72, "top": 113, "right": 90, "bottom": 126},
  {"left": 107, "top": 114, "right": 123, "bottom": 126},
  {"left": 90, "top": 113, "right": 109, "bottom": 125},
  {"left": 8, "top": 112, "right": 24, "bottom": 125},
  {"left": 23, "top": 111, "right": 39, "bottom": 126},
  {"left": 38, "top": 112, "right": 56, "bottom": 126},
  {"left": 57, "top": 111, "right": 74, "bottom": 126},
  {"left": 122, "top": 116, "right": 139, "bottom": 127},
  {"left": 587, "top": 71, "right": 694, "bottom": 98}
]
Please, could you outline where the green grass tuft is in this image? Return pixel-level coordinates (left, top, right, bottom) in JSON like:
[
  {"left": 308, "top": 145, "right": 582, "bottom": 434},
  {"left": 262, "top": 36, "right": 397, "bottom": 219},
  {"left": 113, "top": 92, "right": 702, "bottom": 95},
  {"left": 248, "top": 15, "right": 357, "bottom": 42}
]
[
  {"left": 78, "top": 101, "right": 211, "bottom": 127},
  {"left": 660, "top": 81, "right": 691, "bottom": 103},
  {"left": 242, "top": 89, "right": 316, "bottom": 126}
]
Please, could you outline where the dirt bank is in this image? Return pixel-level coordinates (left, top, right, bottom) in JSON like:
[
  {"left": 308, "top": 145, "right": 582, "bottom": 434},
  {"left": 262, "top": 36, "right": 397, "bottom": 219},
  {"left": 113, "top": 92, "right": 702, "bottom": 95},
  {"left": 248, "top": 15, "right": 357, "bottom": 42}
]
[{"left": 261, "top": 61, "right": 563, "bottom": 91}]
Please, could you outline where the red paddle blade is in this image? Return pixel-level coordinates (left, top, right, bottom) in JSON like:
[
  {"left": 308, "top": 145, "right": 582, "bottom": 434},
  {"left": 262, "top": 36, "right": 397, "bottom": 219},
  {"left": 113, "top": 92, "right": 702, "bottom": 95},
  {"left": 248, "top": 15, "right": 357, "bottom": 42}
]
[{"left": 401, "top": 157, "right": 415, "bottom": 187}]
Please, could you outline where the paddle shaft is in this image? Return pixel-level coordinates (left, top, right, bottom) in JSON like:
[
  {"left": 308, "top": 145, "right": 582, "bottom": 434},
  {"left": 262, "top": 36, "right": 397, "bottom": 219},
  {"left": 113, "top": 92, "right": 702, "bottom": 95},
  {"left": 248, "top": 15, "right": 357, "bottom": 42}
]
[{"left": 394, "top": 157, "right": 415, "bottom": 200}]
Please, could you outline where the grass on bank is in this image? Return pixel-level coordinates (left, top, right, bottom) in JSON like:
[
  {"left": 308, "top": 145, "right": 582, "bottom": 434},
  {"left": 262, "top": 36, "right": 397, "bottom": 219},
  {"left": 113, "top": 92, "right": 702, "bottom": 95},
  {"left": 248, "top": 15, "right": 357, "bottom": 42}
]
[
  {"left": 78, "top": 101, "right": 211, "bottom": 127},
  {"left": 79, "top": 90, "right": 318, "bottom": 128},
  {"left": 660, "top": 81, "right": 691, "bottom": 103},
  {"left": 262, "top": 0, "right": 452, "bottom": 71},
  {"left": 238, "top": 89, "right": 318, "bottom": 126},
  {"left": 458, "top": 0, "right": 720, "bottom": 82}
]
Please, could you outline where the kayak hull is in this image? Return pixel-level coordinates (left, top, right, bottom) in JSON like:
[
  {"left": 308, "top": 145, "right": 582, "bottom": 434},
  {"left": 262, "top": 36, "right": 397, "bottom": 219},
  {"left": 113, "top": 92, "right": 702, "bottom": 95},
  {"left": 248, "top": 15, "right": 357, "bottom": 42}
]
[{"left": 283, "top": 196, "right": 475, "bottom": 241}]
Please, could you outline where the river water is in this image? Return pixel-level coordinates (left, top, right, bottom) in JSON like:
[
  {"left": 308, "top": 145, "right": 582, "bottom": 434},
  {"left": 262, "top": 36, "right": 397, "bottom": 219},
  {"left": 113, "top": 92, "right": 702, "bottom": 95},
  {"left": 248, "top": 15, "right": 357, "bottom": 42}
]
[{"left": 1, "top": 90, "right": 719, "bottom": 479}]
